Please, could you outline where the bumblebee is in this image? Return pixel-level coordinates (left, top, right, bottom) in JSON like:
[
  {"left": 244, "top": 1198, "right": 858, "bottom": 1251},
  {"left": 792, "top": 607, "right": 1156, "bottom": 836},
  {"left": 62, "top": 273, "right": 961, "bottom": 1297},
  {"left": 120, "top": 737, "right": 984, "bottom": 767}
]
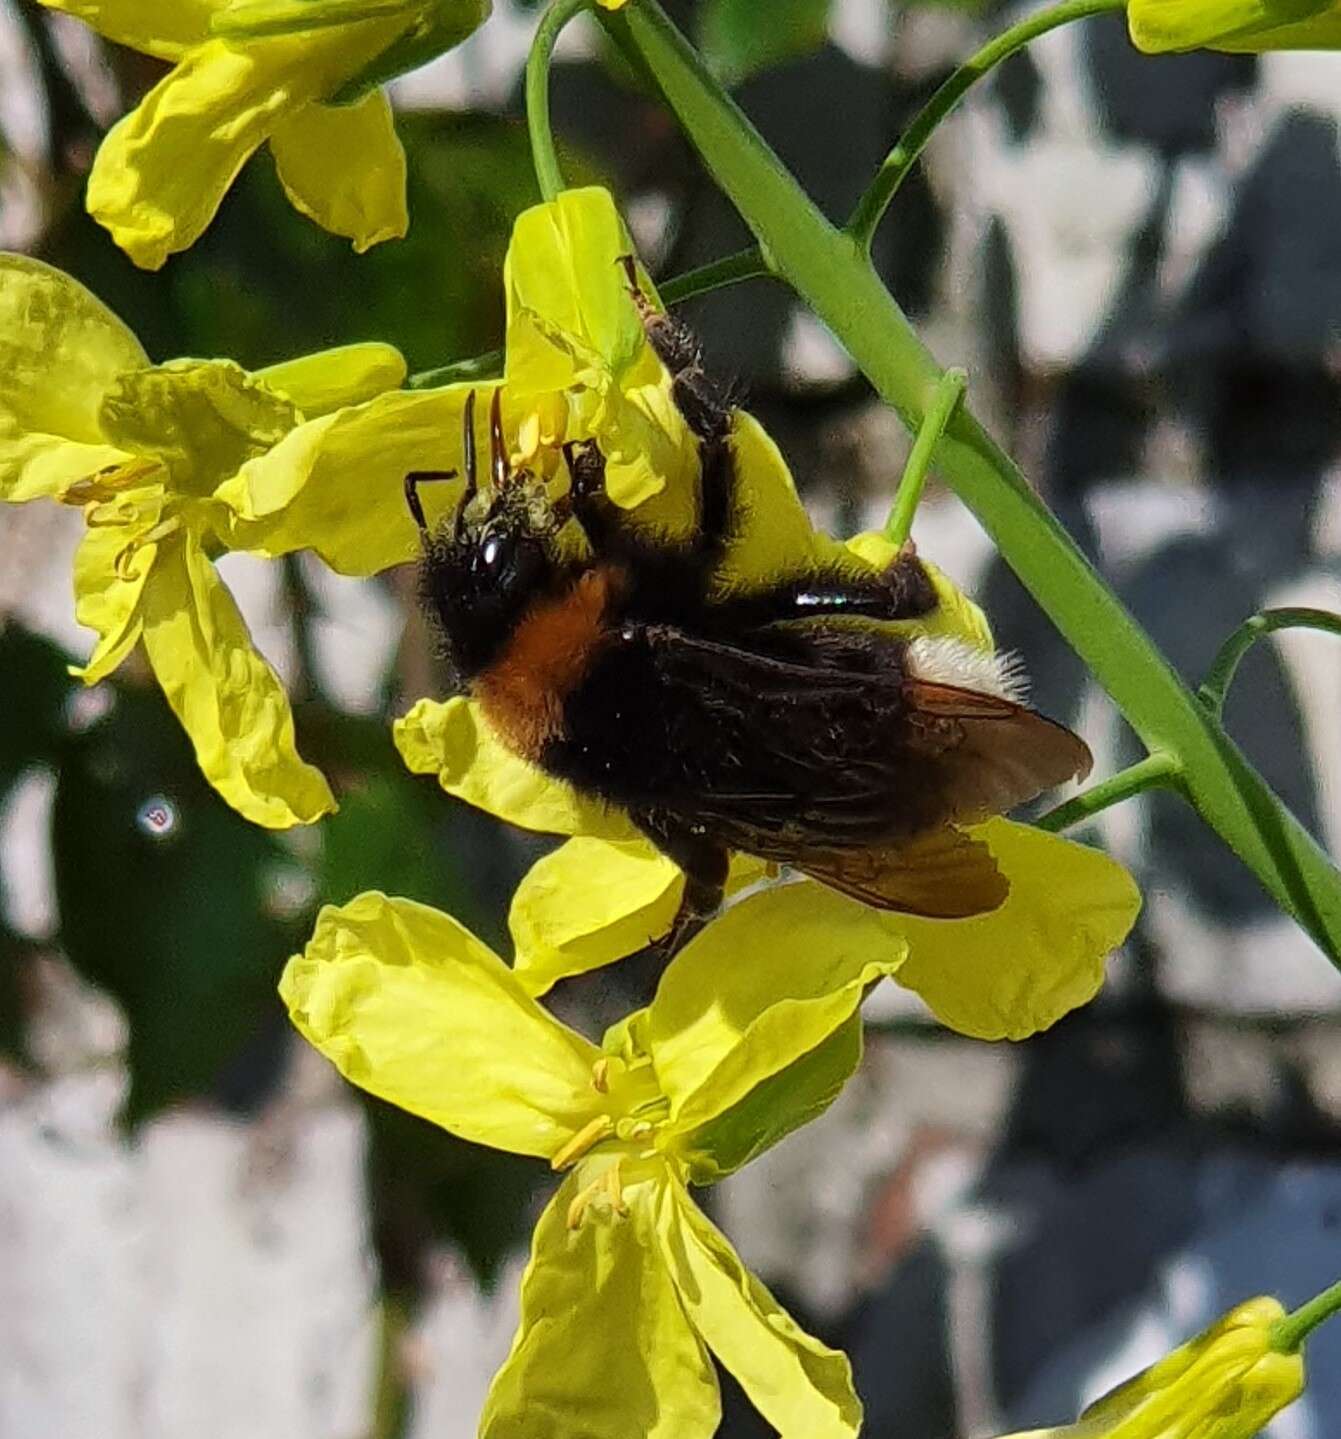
[{"left": 406, "top": 261, "right": 1091, "bottom": 952}]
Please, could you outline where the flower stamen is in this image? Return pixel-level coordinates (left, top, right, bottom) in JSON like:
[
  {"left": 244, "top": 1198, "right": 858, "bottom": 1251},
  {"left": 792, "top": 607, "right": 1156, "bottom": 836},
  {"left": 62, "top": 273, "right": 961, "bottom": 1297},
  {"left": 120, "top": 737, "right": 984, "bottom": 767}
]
[
  {"left": 114, "top": 515, "right": 183, "bottom": 579},
  {"left": 63, "top": 458, "right": 161, "bottom": 506},
  {"left": 565, "top": 1157, "right": 628, "bottom": 1230},
  {"left": 550, "top": 1113, "right": 615, "bottom": 1172}
]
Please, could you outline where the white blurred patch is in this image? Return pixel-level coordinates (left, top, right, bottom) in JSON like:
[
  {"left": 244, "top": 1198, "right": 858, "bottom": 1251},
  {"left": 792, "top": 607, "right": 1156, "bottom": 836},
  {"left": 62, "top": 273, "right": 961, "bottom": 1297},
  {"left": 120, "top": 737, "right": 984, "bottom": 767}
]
[
  {"left": 0, "top": 502, "right": 94, "bottom": 657},
  {"left": 829, "top": 0, "right": 889, "bottom": 65},
  {"left": 0, "top": 767, "right": 57, "bottom": 941},
  {"left": 781, "top": 305, "right": 858, "bottom": 387},
  {"left": 303, "top": 558, "right": 404, "bottom": 715},
  {"left": 906, "top": 634, "right": 1029, "bottom": 702},
  {"left": 212, "top": 551, "right": 296, "bottom": 684},
  {"left": 961, "top": 24, "right": 1162, "bottom": 372},
  {"left": 0, "top": 2, "right": 46, "bottom": 163},
  {"left": 45, "top": 12, "right": 120, "bottom": 127},
  {"left": 391, "top": 0, "right": 592, "bottom": 111}
]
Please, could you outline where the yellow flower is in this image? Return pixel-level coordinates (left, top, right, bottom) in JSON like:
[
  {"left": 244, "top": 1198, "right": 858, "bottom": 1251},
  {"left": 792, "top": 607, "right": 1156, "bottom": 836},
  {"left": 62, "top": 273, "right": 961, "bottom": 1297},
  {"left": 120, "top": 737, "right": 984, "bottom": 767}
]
[
  {"left": 35, "top": 0, "right": 490, "bottom": 268},
  {"left": 0, "top": 252, "right": 406, "bottom": 826},
  {"left": 1003, "top": 1298, "right": 1304, "bottom": 1439},
  {"left": 1127, "top": 0, "right": 1341, "bottom": 51},
  {"left": 282, "top": 884, "right": 910, "bottom": 1437},
  {"left": 222, "top": 185, "right": 702, "bottom": 575}
]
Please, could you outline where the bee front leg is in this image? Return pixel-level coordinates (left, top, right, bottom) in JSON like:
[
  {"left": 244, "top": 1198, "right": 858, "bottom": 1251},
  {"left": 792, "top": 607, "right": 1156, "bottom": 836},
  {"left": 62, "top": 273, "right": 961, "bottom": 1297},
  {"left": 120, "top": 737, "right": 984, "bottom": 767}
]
[
  {"left": 618, "top": 256, "right": 733, "bottom": 447},
  {"left": 561, "top": 437, "right": 625, "bottom": 554}
]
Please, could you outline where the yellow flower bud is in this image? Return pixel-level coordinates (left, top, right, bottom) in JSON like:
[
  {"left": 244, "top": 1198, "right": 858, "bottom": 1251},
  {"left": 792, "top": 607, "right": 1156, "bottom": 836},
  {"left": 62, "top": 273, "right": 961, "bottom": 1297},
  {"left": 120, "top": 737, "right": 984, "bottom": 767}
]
[
  {"left": 1007, "top": 1299, "right": 1305, "bottom": 1439},
  {"left": 1128, "top": 0, "right": 1341, "bottom": 53}
]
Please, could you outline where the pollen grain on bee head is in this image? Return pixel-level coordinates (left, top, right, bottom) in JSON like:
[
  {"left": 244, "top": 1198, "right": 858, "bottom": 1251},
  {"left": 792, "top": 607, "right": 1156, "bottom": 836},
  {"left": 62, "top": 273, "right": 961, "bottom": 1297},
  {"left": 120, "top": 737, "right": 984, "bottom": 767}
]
[{"left": 905, "top": 635, "right": 1030, "bottom": 703}]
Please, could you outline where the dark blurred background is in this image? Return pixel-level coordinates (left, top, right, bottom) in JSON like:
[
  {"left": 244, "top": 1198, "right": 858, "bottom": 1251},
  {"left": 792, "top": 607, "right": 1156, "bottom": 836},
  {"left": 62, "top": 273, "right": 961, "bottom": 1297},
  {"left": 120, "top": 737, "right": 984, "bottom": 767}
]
[{"left": 2, "top": 2, "right": 1341, "bottom": 1435}]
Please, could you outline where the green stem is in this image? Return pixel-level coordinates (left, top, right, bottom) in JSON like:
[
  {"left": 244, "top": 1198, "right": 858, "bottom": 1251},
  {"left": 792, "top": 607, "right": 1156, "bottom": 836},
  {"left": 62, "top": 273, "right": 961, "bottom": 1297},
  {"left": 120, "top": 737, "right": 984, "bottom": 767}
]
[
  {"left": 371, "top": 1293, "right": 411, "bottom": 1439},
  {"left": 884, "top": 366, "right": 966, "bottom": 546},
  {"left": 1272, "top": 1278, "right": 1341, "bottom": 1353},
  {"left": 845, "top": 0, "right": 1126, "bottom": 252},
  {"left": 526, "top": 0, "right": 592, "bottom": 201},
  {"left": 1200, "top": 607, "right": 1341, "bottom": 719},
  {"left": 604, "top": 0, "right": 1341, "bottom": 962},
  {"left": 660, "top": 246, "right": 772, "bottom": 305},
  {"left": 407, "top": 349, "right": 504, "bottom": 389},
  {"left": 1036, "top": 752, "right": 1180, "bottom": 833}
]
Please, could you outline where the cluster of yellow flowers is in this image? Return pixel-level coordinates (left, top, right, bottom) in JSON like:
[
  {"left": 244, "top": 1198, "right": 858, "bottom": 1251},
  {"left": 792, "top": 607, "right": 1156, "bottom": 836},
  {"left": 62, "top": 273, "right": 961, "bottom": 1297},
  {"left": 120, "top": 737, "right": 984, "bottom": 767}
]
[
  {"left": 3, "top": 173, "right": 1298, "bottom": 1435},
  {"left": 3, "top": 0, "right": 1333, "bottom": 1431}
]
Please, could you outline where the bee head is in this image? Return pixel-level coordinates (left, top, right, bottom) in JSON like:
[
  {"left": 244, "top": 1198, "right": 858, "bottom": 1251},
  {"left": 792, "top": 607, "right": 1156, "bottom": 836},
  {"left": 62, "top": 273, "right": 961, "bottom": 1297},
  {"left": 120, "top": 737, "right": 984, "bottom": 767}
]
[{"left": 412, "top": 389, "right": 565, "bottom": 681}]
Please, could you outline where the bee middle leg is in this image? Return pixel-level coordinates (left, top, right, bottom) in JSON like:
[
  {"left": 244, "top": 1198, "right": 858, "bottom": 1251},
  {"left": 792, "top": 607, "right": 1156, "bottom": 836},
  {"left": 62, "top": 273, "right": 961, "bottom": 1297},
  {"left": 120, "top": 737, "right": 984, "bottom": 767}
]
[
  {"left": 633, "top": 812, "right": 731, "bottom": 961},
  {"left": 707, "top": 547, "right": 940, "bottom": 630}
]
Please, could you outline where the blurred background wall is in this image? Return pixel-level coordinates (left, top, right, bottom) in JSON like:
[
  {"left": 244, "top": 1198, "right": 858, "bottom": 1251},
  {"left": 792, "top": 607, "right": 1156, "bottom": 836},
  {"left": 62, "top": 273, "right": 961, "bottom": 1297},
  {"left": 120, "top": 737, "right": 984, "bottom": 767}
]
[{"left": 3, "top": 2, "right": 1341, "bottom": 1435}]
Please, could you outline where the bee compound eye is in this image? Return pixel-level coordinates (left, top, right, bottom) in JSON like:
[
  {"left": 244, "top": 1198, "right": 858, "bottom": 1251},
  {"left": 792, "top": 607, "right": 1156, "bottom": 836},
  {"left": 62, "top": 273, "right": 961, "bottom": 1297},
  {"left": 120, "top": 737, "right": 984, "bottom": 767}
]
[{"left": 480, "top": 534, "right": 508, "bottom": 572}]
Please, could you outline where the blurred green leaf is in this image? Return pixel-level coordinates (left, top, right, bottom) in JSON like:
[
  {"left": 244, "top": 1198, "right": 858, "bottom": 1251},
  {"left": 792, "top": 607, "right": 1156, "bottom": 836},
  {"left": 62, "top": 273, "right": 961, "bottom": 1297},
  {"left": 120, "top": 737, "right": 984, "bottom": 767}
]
[
  {"left": 297, "top": 703, "right": 496, "bottom": 929},
  {"left": 697, "top": 0, "right": 832, "bottom": 84},
  {"left": 52, "top": 682, "right": 302, "bottom": 1127}
]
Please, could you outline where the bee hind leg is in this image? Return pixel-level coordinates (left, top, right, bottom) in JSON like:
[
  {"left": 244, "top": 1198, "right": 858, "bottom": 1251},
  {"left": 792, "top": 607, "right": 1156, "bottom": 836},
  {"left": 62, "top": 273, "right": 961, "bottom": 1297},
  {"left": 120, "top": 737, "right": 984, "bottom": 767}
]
[{"left": 634, "top": 812, "right": 730, "bottom": 961}]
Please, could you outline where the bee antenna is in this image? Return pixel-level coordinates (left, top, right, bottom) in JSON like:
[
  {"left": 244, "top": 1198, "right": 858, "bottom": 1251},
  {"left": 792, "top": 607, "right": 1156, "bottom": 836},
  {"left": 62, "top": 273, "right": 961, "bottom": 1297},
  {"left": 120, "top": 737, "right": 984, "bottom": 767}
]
[
  {"left": 489, "top": 388, "right": 510, "bottom": 492},
  {"left": 456, "top": 389, "right": 478, "bottom": 540}
]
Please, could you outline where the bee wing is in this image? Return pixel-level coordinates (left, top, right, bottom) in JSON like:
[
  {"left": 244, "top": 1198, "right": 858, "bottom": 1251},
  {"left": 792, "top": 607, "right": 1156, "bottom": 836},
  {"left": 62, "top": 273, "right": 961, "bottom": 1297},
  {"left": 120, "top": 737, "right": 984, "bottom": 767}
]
[
  {"left": 793, "top": 824, "right": 1009, "bottom": 918},
  {"left": 598, "top": 622, "right": 1089, "bottom": 924},
  {"left": 904, "top": 679, "right": 1094, "bottom": 826}
]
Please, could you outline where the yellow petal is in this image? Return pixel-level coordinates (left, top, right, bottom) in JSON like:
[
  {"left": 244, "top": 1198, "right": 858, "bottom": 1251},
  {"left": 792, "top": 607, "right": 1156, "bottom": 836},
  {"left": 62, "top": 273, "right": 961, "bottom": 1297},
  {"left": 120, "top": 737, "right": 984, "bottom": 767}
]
[
  {"left": 511, "top": 838, "right": 681, "bottom": 994},
  {"left": 504, "top": 187, "right": 649, "bottom": 388},
  {"left": 394, "top": 695, "right": 639, "bottom": 840},
  {"left": 282, "top": 892, "right": 605, "bottom": 1158},
  {"left": 481, "top": 1176, "right": 720, "bottom": 1439},
  {"left": 220, "top": 386, "right": 467, "bottom": 574},
  {"left": 269, "top": 90, "right": 407, "bottom": 253},
  {"left": 510, "top": 838, "right": 769, "bottom": 996},
  {"left": 256, "top": 341, "right": 407, "bottom": 417},
  {"left": 86, "top": 26, "right": 406, "bottom": 269},
  {"left": 712, "top": 410, "right": 833, "bottom": 588},
  {"left": 98, "top": 359, "right": 297, "bottom": 496},
  {"left": 0, "top": 430, "right": 134, "bottom": 507},
  {"left": 0, "top": 254, "right": 145, "bottom": 500},
  {"left": 33, "top": 0, "right": 219, "bottom": 58},
  {"left": 892, "top": 818, "right": 1141, "bottom": 1041},
  {"left": 140, "top": 531, "right": 334, "bottom": 827},
  {"left": 503, "top": 187, "right": 697, "bottom": 513},
  {"left": 69, "top": 496, "right": 162, "bottom": 682},
  {"left": 648, "top": 882, "right": 906, "bottom": 1133},
  {"left": 684, "top": 1014, "right": 863, "bottom": 1183},
  {"left": 656, "top": 1176, "right": 862, "bottom": 1439}
]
